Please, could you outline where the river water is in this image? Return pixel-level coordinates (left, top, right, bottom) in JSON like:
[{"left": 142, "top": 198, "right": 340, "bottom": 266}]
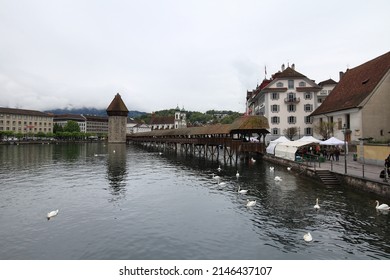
[{"left": 0, "top": 142, "right": 389, "bottom": 260}]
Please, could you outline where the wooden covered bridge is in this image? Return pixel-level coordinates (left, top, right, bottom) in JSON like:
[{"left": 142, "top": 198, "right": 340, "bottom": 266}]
[{"left": 127, "top": 115, "right": 270, "bottom": 162}]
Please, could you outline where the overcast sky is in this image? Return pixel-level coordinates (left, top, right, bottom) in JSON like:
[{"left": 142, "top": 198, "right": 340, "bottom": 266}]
[{"left": 0, "top": 0, "right": 389, "bottom": 113}]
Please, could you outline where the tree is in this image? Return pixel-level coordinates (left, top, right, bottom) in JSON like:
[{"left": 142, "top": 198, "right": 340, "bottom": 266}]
[
  {"left": 283, "top": 127, "right": 299, "bottom": 140},
  {"left": 53, "top": 123, "right": 63, "bottom": 133},
  {"left": 63, "top": 120, "right": 80, "bottom": 133},
  {"left": 313, "top": 121, "right": 336, "bottom": 140}
]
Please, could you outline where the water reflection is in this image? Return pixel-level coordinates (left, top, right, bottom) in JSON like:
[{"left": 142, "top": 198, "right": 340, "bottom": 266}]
[{"left": 106, "top": 143, "right": 127, "bottom": 198}]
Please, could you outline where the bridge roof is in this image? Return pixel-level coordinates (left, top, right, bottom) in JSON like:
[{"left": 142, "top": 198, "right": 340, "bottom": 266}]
[{"left": 129, "top": 116, "right": 269, "bottom": 138}]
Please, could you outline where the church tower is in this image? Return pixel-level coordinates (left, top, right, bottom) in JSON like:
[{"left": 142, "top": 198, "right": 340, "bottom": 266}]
[
  {"left": 174, "top": 106, "right": 187, "bottom": 129},
  {"left": 106, "top": 93, "right": 129, "bottom": 143}
]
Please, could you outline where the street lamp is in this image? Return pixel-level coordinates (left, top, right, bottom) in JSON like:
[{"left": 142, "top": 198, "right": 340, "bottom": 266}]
[{"left": 341, "top": 124, "right": 348, "bottom": 174}]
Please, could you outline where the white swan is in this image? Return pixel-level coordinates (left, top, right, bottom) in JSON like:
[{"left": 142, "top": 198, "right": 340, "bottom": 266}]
[
  {"left": 47, "top": 209, "right": 59, "bottom": 220},
  {"left": 303, "top": 232, "right": 312, "bottom": 242},
  {"left": 236, "top": 171, "right": 240, "bottom": 179},
  {"left": 218, "top": 181, "right": 227, "bottom": 187},
  {"left": 217, "top": 165, "right": 221, "bottom": 172},
  {"left": 375, "top": 200, "right": 390, "bottom": 210},
  {"left": 274, "top": 176, "right": 282, "bottom": 181},
  {"left": 314, "top": 198, "right": 320, "bottom": 209},
  {"left": 246, "top": 199, "right": 256, "bottom": 207},
  {"left": 251, "top": 157, "right": 256, "bottom": 163},
  {"left": 212, "top": 173, "right": 220, "bottom": 180},
  {"left": 237, "top": 186, "right": 248, "bottom": 194},
  {"left": 287, "top": 166, "right": 292, "bottom": 171},
  {"left": 269, "top": 166, "right": 274, "bottom": 171}
]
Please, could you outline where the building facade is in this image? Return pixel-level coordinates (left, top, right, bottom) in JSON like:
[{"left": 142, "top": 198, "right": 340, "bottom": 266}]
[
  {"left": 53, "top": 114, "right": 87, "bottom": 133},
  {"left": 0, "top": 107, "right": 53, "bottom": 135},
  {"left": 150, "top": 107, "right": 187, "bottom": 130},
  {"left": 311, "top": 51, "right": 390, "bottom": 143},
  {"left": 246, "top": 65, "right": 337, "bottom": 143}
]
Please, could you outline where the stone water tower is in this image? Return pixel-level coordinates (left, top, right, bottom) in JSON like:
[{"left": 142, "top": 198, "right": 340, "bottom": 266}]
[{"left": 106, "top": 93, "right": 129, "bottom": 143}]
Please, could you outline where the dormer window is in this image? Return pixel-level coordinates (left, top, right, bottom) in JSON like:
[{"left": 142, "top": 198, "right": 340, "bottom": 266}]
[
  {"left": 276, "top": 82, "right": 284, "bottom": 88},
  {"left": 299, "top": 81, "right": 306, "bottom": 87}
]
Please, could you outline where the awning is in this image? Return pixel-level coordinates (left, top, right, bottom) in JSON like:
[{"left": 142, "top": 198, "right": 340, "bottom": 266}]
[{"left": 274, "top": 140, "right": 315, "bottom": 160}]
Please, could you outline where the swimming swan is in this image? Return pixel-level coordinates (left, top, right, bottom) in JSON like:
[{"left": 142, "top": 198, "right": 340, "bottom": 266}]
[
  {"left": 236, "top": 171, "right": 240, "bottom": 179},
  {"left": 314, "top": 198, "right": 320, "bottom": 209},
  {"left": 269, "top": 166, "right": 274, "bottom": 171},
  {"left": 303, "top": 232, "right": 312, "bottom": 242},
  {"left": 375, "top": 200, "right": 390, "bottom": 210},
  {"left": 246, "top": 199, "right": 256, "bottom": 207},
  {"left": 237, "top": 186, "right": 248, "bottom": 194},
  {"left": 47, "top": 209, "right": 59, "bottom": 220},
  {"left": 274, "top": 176, "right": 282, "bottom": 181},
  {"left": 212, "top": 173, "right": 220, "bottom": 180}
]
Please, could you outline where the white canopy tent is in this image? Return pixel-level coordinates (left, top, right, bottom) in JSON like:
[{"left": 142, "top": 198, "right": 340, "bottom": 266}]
[
  {"left": 319, "top": 137, "right": 345, "bottom": 146},
  {"left": 298, "top": 135, "right": 321, "bottom": 143},
  {"left": 266, "top": 136, "right": 290, "bottom": 155},
  {"left": 320, "top": 136, "right": 348, "bottom": 154},
  {"left": 274, "top": 140, "right": 316, "bottom": 161}
]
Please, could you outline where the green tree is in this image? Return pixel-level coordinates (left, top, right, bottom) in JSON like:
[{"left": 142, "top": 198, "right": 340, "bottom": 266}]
[
  {"left": 53, "top": 123, "right": 63, "bottom": 133},
  {"left": 63, "top": 120, "right": 80, "bottom": 133}
]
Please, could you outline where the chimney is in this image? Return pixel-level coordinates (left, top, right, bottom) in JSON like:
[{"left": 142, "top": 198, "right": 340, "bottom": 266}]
[
  {"left": 281, "top": 64, "right": 285, "bottom": 71},
  {"left": 339, "top": 71, "right": 344, "bottom": 80},
  {"left": 291, "top": 63, "right": 295, "bottom": 70}
]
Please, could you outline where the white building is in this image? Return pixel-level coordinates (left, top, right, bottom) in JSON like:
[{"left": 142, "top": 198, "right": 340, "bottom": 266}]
[
  {"left": 247, "top": 64, "right": 336, "bottom": 144},
  {"left": 150, "top": 106, "right": 187, "bottom": 130},
  {"left": 127, "top": 118, "right": 151, "bottom": 134}
]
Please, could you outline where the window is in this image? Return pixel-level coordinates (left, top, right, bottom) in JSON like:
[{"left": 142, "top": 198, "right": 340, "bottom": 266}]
[
  {"left": 288, "top": 80, "right": 294, "bottom": 89},
  {"left": 288, "top": 116, "right": 296, "bottom": 124},
  {"left": 337, "top": 118, "right": 342, "bottom": 130},
  {"left": 305, "top": 116, "right": 312, "bottom": 124},
  {"left": 276, "top": 82, "right": 284, "bottom": 88},
  {"left": 271, "top": 116, "right": 280, "bottom": 124},
  {"left": 271, "top": 105, "right": 279, "bottom": 113},
  {"left": 271, "top": 92, "right": 279, "bottom": 100},
  {"left": 304, "top": 104, "right": 313, "bottom": 112},
  {"left": 305, "top": 127, "right": 312, "bottom": 135},
  {"left": 299, "top": 81, "right": 306, "bottom": 87},
  {"left": 288, "top": 104, "right": 296, "bottom": 112},
  {"left": 287, "top": 92, "right": 295, "bottom": 101},
  {"left": 272, "top": 128, "right": 279, "bottom": 135},
  {"left": 304, "top": 92, "right": 312, "bottom": 99}
]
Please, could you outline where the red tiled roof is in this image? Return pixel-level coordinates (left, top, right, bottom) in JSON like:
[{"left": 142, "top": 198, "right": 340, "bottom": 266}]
[
  {"left": 0, "top": 107, "right": 51, "bottom": 117},
  {"left": 150, "top": 116, "right": 175, "bottom": 125},
  {"left": 318, "top": 78, "right": 337, "bottom": 86},
  {"left": 272, "top": 67, "right": 306, "bottom": 79},
  {"left": 311, "top": 51, "right": 390, "bottom": 116}
]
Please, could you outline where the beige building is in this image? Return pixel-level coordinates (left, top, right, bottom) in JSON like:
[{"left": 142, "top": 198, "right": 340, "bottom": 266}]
[{"left": 0, "top": 107, "right": 53, "bottom": 135}]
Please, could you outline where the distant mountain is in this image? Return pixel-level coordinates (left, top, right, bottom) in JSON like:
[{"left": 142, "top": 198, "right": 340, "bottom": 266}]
[{"left": 46, "top": 107, "right": 147, "bottom": 118}]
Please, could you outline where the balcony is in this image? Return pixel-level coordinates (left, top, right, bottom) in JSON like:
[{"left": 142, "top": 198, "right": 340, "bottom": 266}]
[{"left": 284, "top": 97, "right": 300, "bottom": 104}]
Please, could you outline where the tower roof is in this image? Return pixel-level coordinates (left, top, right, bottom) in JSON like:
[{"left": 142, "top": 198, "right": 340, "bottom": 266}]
[{"left": 106, "top": 93, "right": 129, "bottom": 116}]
